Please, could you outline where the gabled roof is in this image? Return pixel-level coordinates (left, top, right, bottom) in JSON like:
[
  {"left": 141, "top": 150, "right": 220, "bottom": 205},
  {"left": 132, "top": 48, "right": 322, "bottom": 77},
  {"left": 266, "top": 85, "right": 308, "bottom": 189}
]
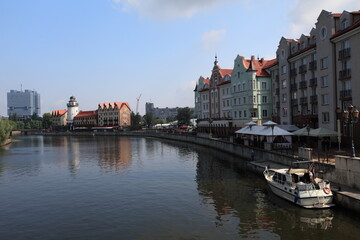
[
  {"left": 219, "top": 69, "right": 233, "bottom": 77},
  {"left": 242, "top": 56, "right": 276, "bottom": 77},
  {"left": 331, "top": 19, "right": 360, "bottom": 39},
  {"left": 98, "top": 102, "right": 131, "bottom": 110},
  {"left": 74, "top": 110, "right": 97, "bottom": 118},
  {"left": 52, "top": 110, "right": 67, "bottom": 116}
]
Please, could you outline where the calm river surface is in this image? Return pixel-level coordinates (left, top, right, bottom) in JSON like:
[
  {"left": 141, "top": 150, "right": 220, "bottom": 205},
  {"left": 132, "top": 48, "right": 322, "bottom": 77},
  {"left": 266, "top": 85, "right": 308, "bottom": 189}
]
[{"left": 0, "top": 136, "right": 359, "bottom": 240}]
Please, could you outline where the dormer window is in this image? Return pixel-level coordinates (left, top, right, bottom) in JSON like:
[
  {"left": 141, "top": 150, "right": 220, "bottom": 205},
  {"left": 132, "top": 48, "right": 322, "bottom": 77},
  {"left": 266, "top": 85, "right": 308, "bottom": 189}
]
[
  {"left": 342, "top": 19, "right": 349, "bottom": 29},
  {"left": 301, "top": 41, "right": 305, "bottom": 49}
]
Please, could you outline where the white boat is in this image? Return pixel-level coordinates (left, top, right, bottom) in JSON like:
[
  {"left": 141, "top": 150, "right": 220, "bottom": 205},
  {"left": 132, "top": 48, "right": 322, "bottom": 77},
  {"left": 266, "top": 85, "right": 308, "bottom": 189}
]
[{"left": 263, "top": 167, "right": 335, "bottom": 208}]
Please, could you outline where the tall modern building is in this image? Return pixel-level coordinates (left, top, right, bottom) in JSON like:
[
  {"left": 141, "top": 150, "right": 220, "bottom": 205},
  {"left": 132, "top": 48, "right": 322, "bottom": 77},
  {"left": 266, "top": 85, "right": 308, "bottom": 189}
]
[{"left": 7, "top": 89, "right": 41, "bottom": 119}]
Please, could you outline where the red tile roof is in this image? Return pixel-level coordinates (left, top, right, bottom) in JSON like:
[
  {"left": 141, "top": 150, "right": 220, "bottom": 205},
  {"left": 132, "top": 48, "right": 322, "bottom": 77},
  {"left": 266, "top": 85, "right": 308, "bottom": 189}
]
[
  {"left": 242, "top": 56, "right": 276, "bottom": 77},
  {"left": 52, "top": 110, "right": 67, "bottom": 116},
  {"left": 74, "top": 110, "right": 97, "bottom": 118},
  {"left": 219, "top": 69, "right": 233, "bottom": 77},
  {"left": 98, "top": 102, "right": 131, "bottom": 110}
]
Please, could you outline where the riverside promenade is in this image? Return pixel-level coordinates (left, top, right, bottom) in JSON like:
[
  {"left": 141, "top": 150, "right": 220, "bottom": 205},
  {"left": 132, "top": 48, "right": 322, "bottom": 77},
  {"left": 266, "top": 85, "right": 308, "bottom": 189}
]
[{"left": 28, "top": 130, "right": 360, "bottom": 213}]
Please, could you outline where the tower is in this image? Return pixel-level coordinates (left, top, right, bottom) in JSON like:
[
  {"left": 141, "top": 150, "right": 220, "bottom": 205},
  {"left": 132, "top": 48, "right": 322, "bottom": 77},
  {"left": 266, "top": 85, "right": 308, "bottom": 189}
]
[{"left": 67, "top": 96, "right": 79, "bottom": 129}]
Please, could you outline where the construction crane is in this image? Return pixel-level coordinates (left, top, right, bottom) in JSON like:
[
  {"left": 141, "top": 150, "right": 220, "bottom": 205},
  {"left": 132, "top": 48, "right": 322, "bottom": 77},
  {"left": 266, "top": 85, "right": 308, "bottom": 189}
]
[{"left": 136, "top": 94, "right": 142, "bottom": 114}]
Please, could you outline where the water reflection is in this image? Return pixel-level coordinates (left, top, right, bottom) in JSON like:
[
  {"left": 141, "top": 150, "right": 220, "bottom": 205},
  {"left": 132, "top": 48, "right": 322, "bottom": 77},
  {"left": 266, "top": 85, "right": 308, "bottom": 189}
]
[{"left": 96, "top": 136, "right": 132, "bottom": 172}]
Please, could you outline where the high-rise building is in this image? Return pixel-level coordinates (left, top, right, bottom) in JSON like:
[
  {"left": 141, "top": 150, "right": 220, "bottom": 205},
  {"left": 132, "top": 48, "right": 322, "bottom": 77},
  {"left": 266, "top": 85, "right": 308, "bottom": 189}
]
[{"left": 7, "top": 89, "right": 40, "bottom": 119}]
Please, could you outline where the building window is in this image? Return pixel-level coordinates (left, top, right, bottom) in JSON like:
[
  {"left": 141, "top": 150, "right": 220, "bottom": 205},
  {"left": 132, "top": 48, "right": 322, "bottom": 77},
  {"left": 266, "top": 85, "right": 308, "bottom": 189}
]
[
  {"left": 342, "top": 19, "right": 349, "bottom": 29},
  {"left": 261, "top": 82, "right": 267, "bottom": 90},
  {"left": 321, "top": 94, "right": 329, "bottom": 105},
  {"left": 282, "top": 94, "right": 287, "bottom": 103},
  {"left": 282, "top": 80, "right": 286, "bottom": 88},
  {"left": 281, "top": 65, "right": 287, "bottom": 74},
  {"left": 320, "top": 57, "right": 328, "bottom": 69},
  {"left": 322, "top": 112, "right": 330, "bottom": 123},
  {"left": 320, "top": 26, "right": 327, "bottom": 40},
  {"left": 262, "top": 109, "right": 268, "bottom": 117},
  {"left": 234, "top": 98, "right": 236, "bottom": 105},
  {"left": 234, "top": 111, "right": 237, "bottom": 118},
  {"left": 251, "top": 111, "right": 257, "bottom": 117},
  {"left": 239, "top": 111, "right": 242, "bottom": 118},
  {"left": 243, "top": 97, "right": 246, "bottom": 104},
  {"left": 321, "top": 76, "right": 328, "bottom": 87},
  {"left": 244, "top": 110, "right": 247, "bottom": 118},
  {"left": 282, "top": 108, "right": 288, "bottom": 117},
  {"left": 262, "top": 95, "right": 268, "bottom": 103}
]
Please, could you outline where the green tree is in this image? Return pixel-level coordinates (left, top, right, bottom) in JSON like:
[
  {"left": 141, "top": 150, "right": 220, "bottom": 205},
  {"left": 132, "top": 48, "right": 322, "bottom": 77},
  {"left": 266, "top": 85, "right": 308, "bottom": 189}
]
[
  {"left": 130, "top": 112, "right": 142, "bottom": 130},
  {"left": 0, "top": 119, "right": 12, "bottom": 144},
  {"left": 176, "top": 107, "right": 193, "bottom": 125},
  {"left": 143, "top": 113, "right": 154, "bottom": 128},
  {"left": 42, "top": 113, "right": 52, "bottom": 129}
]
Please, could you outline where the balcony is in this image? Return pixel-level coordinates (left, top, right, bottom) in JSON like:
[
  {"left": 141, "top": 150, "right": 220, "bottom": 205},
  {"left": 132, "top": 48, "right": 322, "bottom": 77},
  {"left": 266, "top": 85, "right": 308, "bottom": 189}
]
[
  {"left": 275, "top": 88, "right": 280, "bottom": 95},
  {"left": 340, "top": 89, "right": 352, "bottom": 99},
  {"left": 291, "top": 99, "right": 298, "bottom": 106},
  {"left": 310, "top": 95, "right": 318, "bottom": 104},
  {"left": 299, "top": 64, "right": 307, "bottom": 74},
  {"left": 309, "top": 61, "right": 317, "bottom": 70},
  {"left": 300, "top": 97, "right": 308, "bottom": 105},
  {"left": 290, "top": 83, "right": 297, "bottom": 91},
  {"left": 339, "top": 69, "right": 351, "bottom": 80},
  {"left": 299, "top": 81, "right": 307, "bottom": 89},
  {"left": 290, "top": 68, "right": 297, "bottom": 77},
  {"left": 309, "top": 78, "right": 317, "bottom": 87},
  {"left": 339, "top": 48, "right": 351, "bottom": 60}
]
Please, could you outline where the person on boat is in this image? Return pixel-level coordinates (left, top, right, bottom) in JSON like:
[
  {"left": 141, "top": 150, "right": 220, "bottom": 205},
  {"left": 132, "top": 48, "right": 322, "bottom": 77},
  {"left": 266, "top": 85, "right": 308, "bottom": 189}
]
[{"left": 250, "top": 150, "right": 255, "bottom": 161}]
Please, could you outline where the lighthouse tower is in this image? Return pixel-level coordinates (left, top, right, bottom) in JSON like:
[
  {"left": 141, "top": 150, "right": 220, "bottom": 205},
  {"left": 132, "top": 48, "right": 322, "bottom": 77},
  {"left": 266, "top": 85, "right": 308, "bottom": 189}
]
[{"left": 67, "top": 96, "right": 79, "bottom": 130}]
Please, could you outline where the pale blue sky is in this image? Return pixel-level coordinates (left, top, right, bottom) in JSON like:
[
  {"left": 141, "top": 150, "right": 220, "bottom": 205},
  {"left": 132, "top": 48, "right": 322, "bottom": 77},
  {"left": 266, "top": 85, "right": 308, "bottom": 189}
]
[{"left": 1, "top": 0, "right": 359, "bottom": 116}]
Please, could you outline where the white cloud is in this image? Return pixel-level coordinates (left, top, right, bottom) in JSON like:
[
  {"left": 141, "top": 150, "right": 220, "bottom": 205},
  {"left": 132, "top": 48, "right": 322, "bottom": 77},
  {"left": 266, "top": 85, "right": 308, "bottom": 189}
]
[
  {"left": 201, "top": 29, "right": 227, "bottom": 51},
  {"left": 113, "top": 0, "right": 236, "bottom": 20},
  {"left": 288, "top": 0, "right": 360, "bottom": 37}
]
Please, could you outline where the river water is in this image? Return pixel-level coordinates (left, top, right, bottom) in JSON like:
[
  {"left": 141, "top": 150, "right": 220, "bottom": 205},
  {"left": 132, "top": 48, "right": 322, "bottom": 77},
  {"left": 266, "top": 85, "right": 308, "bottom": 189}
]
[{"left": 0, "top": 136, "right": 359, "bottom": 240}]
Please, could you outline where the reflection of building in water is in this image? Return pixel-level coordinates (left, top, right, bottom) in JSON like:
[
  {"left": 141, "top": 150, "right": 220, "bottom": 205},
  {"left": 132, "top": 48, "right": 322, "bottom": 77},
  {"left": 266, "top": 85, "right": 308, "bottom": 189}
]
[
  {"left": 49, "top": 136, "right": 80, "bottom": 174},
  {"left": 67, "top": 137, "right": 80, "bottom": 174},
  {"left": 97, "top": 137, "right": 132, "bottom": 171},
  {"left": 195, "top": 152, "right": 245, "bottom": 223},
  {"left": 196, "top": 151, "right": 279, "bottom": 235}
]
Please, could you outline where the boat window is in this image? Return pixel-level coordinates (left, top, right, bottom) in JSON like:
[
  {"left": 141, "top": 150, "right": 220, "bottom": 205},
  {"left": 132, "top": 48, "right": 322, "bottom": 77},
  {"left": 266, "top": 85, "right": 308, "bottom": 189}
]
[{"left": 291, "top": 173, "right": 299, "bottom": 183}]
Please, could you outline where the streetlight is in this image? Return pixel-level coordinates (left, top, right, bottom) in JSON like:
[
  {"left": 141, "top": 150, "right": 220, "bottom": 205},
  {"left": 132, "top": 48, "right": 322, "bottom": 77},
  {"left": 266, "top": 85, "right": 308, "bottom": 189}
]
[
  {"left": 209, "top": 118, "right": 213, "bottom": 138},
  {"left": 342, "top": 105, "right": 359, "bottom": 157},
  {"left": 306, "top": 125, "right": 311, "bottom": 147}
]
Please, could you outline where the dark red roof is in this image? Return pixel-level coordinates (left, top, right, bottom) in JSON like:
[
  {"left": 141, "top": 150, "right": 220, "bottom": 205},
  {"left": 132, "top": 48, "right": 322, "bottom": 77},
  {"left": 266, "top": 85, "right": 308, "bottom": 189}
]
[
  {"left": 74, "top": 110, "right": 98, "bottom": 118},
  {"left": 52, "top": 110, "right": 67, "bottom": 116}
]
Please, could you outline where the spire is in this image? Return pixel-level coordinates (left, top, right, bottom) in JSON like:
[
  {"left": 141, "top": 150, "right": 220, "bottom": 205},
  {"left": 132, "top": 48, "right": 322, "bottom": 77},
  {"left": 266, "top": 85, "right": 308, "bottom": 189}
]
[{"left": 214, "top": 53, "right": 218, "bottom": 66}]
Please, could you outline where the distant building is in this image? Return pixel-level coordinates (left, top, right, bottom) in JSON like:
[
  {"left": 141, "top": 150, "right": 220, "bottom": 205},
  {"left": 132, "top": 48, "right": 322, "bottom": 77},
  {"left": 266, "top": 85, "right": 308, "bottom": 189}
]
[
  {"left": 51, "top": 110, "right": 68, "bottom": 129},
  {"left": 7, "top": 89, "right": 40, "bottom": 119},
  {"left": 97, "top": 102, "right": 131, "bottom": 128},
  {"left": 145, "top": 102, "right": 194, "bottom": 120},
  {"left": 73, "top": 110, "right": 98, "bottom": 129}
]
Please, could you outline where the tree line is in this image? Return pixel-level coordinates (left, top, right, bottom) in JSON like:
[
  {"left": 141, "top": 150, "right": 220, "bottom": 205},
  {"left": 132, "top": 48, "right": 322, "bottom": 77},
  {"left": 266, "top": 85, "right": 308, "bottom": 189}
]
[{"left": 0, "top": 113, "right": 52, "bottom": 145}]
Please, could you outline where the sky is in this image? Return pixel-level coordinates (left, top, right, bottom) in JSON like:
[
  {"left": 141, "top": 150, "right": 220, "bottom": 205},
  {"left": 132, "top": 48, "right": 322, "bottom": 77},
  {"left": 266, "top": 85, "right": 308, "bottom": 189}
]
[{"left": 1, "top": 0, "right": 359, "bottom": 116}]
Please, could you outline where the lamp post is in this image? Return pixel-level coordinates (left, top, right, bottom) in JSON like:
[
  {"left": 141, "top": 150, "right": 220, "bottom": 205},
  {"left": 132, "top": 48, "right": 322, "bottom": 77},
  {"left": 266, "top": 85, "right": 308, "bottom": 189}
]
[
  {"left": 342, "top": 105, "right": 359, "bottom": 157},
  {"left": 209, "top": 118, "right": 213, "bottom": 139},
  {"left": 306, "top": 125, "right": 311, "bottom": 147}
]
